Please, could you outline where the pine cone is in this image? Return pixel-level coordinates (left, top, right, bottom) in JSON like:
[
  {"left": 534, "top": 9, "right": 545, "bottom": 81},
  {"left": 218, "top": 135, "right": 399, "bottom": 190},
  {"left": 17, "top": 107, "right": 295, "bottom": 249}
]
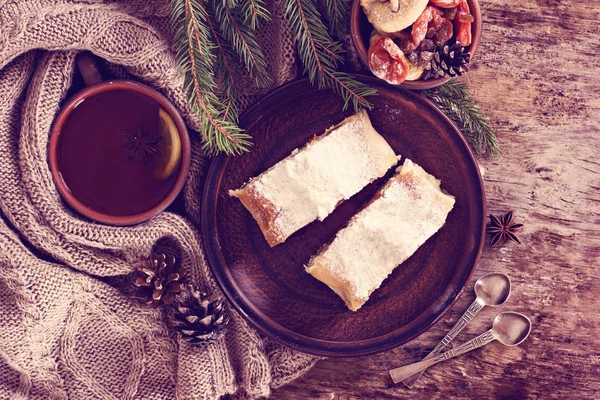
[
  {"left": 171, "top": 284, "right": 229, "bottom": 345},
  {"left": 134, "top": 253, "right": 185, "bottom": 307},
  {"left": 434, "top": 42, "right": 471, "bottom": 78}
]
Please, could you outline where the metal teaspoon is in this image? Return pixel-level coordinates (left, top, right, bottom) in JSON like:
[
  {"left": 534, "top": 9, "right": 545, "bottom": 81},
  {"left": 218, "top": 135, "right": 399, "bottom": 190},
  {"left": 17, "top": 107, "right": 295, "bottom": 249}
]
[
  {"left": 392, "top": 272, "right": 512, "bottom": 387},
  {"left": 389, "top": 312, "right": 532, "bottom": 384}
]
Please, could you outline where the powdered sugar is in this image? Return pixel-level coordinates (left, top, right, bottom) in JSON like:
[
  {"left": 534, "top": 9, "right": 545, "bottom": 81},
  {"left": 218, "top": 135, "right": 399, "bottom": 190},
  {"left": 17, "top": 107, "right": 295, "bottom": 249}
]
[
  {"left": 307, "top": 159, "right": 455, "bottom": 310},
  {"left": 249, "top": 111, "right": 398, "bottom": 239}
]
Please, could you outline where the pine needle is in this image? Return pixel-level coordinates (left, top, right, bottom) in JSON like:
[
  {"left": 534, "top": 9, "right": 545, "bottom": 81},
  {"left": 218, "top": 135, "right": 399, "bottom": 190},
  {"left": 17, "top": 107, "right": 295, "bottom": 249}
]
[
  {"left": 171, "top": 0, "right": 251, "bottom": 155},
  {"left": 222, "top": 0, "right": 239, "bottom": 7},
  {"left": 240, "top": 0, "right": 271, "bottom": 30},
  {"left": 323, "top": 70, "right": 376, "bottom": 111},
  {"left": 283, "top": 0, "right": 375, "bottom": 111},
  {"left": 324, "top": 0, "right": 348, "bottom": 40},
  {"left": 423, "top": 80, "right": 499, "bottom": 156},
  {"left": 213, "top": 2, "right": 272, "bottom": 88},
  {"left": 170, "top": 0, "right": 372, "bottom": 155},
  {"left": 206, "top": 0, "right": 243, "bottom": 102}
]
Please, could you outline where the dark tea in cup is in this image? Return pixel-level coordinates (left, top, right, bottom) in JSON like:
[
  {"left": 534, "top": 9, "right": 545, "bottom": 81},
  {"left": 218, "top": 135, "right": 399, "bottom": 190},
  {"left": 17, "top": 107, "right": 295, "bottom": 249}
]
[
  {"left": 50, "top": 77, "right": 191, "bottom": 225},
  {"left": 57, "top": 86, "right": 181, "bottom": 215}
]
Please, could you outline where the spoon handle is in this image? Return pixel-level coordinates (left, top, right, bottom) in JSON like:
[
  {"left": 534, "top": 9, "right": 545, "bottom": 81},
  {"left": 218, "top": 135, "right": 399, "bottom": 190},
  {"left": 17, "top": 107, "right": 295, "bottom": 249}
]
[
  {"left": 389, "top": 329, "right": 496, "bottom": 384},
  {"left": 396, "top": 299, "right": 485, "bottom": 386}
]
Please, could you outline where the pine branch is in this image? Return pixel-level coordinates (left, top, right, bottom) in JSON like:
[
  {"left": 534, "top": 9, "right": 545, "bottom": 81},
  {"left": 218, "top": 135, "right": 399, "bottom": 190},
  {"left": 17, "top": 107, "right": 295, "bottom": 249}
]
[
  {"left": 171, "top": 0, "right": 251, "bottom": 155},
  {"left": 240, "top": 0, "right": 271, "bottom": 30},
  {"left": 323, "top": 70, "right": 377, "bottom": 111},
  {"left": 221, "top": 97, "right": 239, "bottom": 124},
  {"left": 221, "top": 0, "right": 239, "bottom": 8},
  {"left": 283, "top": 0, "right": 375, "bottom": 111},
  {"left": 324, "top": 0, "right": 347, "bottom": 40},
  {"left": 206, "top": 0, "right": 243, "bottom": 102},
  {"left": 213, "top": 2, "right": 272, "bottom": 88},
  {"left": 203, "top": 98, "right": 249, "bottom": 154},
  {"left": 172, "top": 0, "right": 217, "bottom": 92},
  {"left": 423, "top": 80, "right": 499, "bottom": 156}
]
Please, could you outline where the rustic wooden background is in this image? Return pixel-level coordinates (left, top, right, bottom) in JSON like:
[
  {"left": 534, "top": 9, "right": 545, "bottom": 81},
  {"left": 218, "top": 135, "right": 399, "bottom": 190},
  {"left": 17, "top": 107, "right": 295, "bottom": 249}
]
[{"left": 272, "top": 0, "right": 600, "bottom": 398}]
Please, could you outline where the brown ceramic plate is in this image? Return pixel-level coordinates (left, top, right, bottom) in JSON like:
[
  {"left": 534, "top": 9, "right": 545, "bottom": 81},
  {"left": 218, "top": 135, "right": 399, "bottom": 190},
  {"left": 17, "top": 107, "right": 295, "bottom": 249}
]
[{"left": 202, "top": 76, "right": 485, "bottom": 356}]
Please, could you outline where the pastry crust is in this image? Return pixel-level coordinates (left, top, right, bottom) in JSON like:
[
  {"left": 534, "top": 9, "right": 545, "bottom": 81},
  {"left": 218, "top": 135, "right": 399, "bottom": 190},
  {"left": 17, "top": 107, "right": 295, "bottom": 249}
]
[
  {"left": 306, "top": 159, "right": 455, "bottom": 311},
  {"left": 230, "top": 185, "right": 284, "bottom": 246},
  {"left": 230, "top": 110, "right": 398, "bottom": 247}
]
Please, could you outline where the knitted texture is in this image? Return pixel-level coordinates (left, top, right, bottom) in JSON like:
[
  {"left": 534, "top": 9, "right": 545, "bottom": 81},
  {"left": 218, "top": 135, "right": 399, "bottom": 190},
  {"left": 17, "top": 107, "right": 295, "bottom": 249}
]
[{"left": 0, "top": 1, "right": 319, "bottom": 399}]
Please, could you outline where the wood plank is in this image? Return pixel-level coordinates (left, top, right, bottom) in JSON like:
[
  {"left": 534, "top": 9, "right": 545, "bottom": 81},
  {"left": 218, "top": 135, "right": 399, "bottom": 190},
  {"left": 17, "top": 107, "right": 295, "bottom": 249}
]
[{"left": 272, "top": 0, "right": 600, "bottom": 398}]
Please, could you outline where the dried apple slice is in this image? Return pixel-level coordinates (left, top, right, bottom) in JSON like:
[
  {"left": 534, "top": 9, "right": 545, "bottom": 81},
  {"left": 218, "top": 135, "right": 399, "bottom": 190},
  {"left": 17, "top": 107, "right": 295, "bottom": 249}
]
[
  {"left": 360, "top": 0, "right": 429, "bottom": 33},
  {"left": 153, "top": 108, "right": 182, "bottom": 180},
  {"left": 405, "top": 62, "right": 424, "bottom": 81}
]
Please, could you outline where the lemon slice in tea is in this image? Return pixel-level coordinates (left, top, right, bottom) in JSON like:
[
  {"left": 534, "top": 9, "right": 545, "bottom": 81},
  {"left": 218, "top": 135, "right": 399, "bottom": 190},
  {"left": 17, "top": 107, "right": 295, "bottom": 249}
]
[{"left": 153, "top": 108, "right": 182, "bottom": 180}]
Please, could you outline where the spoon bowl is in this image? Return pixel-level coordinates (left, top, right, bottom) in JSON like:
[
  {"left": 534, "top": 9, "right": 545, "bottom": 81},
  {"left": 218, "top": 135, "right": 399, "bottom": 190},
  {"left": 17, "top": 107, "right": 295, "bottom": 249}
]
[
  {"left": 492, "top": 312, "right": 532, "bottom": 346},
  {"left": 475, "top": 273, "right": 511, "bottom": 306}
]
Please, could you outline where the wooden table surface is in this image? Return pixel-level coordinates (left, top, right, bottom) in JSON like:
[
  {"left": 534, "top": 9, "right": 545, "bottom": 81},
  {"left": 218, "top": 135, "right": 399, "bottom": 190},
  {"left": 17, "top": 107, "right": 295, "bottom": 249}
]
[{"left": 272, "top": 0, "right": 600, "bottom": 398}]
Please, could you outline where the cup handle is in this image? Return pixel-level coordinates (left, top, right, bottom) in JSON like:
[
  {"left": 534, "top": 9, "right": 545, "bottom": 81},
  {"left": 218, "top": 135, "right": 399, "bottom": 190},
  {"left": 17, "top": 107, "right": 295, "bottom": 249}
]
[{"left": 76, "top": 52, "right": 103, "bottom": 86}]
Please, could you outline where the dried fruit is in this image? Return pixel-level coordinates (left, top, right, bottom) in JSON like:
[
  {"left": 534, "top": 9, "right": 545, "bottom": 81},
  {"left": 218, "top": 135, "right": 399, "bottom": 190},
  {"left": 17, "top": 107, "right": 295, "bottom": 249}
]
[
  {"left": 405, "top": 62, "right": 425, "bottom": 81},
  {"left": 411, "top": 6, "right": 455, "bottom": 48},
  {"left": 365, "top": 0, "right": 474, "bottom": 83},
  {"left": 368, "top": 36, "right": 409, "bottom": 85},
  {"left": 430, "top": 0, "right": 460, "bottom": 7},
  {"left": 407, "top": 51, "right": 419, "bottom": 65},
  {"left": 406, "top": 37, "right": 454, "bottom": 80},
  {"left": 420, "top": 38, "right": 436, "bottom": 52},
  {"left": 411, "top": 6, "right": 445, "bottom": 47},
  {"left": 389, "top": 29, "right": 416, "bottom": 53},
  {"left": 444, "top": 7, "right": 458, "bottom": 19},
  {"left": 435, "top": 18, "right": 454, "bottom": 45},
  {"left": 457, "top": 11, "right": 475, "bottom": 23},
  {"left": 360, "top": 0, "right": 429, "bottom": 33},
  {"left": 421, "top": 66, "right": 443, "bottom": 80},
  {"left": 455, "top": 0, "right": 473, "bottom": 46}
]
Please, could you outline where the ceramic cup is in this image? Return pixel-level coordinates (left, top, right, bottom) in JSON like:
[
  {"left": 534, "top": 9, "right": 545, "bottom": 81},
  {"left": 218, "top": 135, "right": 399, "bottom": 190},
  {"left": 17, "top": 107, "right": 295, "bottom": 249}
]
[{"left": 48, "top": 52, "right": 191, "bottom": 225}]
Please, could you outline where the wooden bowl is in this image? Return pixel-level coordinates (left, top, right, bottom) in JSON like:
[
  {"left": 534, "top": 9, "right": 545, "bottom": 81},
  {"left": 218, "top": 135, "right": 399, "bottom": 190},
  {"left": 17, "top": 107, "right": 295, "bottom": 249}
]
[{"left": 350, "top": 0, "right": 482, "bottom": 90}]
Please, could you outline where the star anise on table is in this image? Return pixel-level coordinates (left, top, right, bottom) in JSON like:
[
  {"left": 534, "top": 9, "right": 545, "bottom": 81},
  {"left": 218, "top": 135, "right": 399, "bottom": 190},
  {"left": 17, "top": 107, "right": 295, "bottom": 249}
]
[
  {"left": 121, "top": 123, "right": 161, "bottom": 163},
  {"left": 487, "top": 211, "right": 524, "bottom": 246}
]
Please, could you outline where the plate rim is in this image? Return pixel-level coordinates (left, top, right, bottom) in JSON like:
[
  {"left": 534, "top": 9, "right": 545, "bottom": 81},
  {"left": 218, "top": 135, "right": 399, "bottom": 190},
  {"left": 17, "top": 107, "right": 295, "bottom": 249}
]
[{"left": 201, "top": 76, "right": 487, "bottom": 356}]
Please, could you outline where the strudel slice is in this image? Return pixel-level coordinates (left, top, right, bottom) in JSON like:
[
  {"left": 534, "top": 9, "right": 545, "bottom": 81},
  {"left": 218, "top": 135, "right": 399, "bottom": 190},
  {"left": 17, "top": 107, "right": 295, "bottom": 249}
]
[
  {"left": 229, "top": 110, "right": 398, "bottom": 247},
  {"left": 306, "top": 159, "right": 455, "bottom": 311}
]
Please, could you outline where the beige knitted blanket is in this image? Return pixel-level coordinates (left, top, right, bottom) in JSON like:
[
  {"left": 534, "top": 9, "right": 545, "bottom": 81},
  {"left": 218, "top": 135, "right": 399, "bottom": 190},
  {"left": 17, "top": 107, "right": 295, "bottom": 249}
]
[{"left": 0, "top": 1, "right": 321, "bottom": 398}]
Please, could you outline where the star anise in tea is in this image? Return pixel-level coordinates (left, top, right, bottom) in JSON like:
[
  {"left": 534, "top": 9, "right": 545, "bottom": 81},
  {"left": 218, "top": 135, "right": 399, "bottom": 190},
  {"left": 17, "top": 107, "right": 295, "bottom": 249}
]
[
  {"left": 487, "top": 211, "right": 523, "bottom": 246},
  {"left": 122, "top": 123, "right": 161, "bottom": 163}
]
